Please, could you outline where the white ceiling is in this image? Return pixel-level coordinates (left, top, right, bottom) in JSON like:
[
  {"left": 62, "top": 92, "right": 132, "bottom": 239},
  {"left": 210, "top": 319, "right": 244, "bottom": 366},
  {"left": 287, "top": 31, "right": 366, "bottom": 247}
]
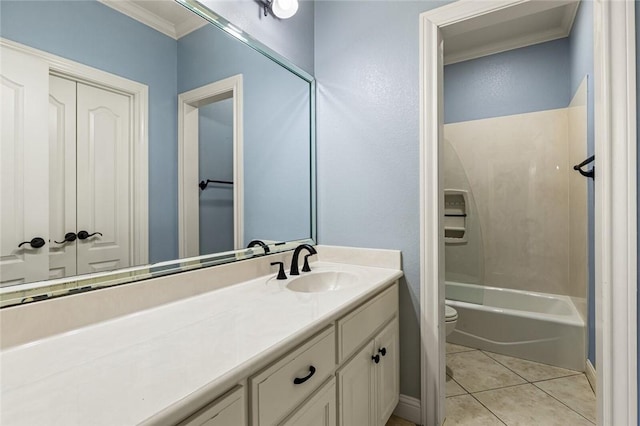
[
  {"left": 98, "top": 0, "right": 208, "bottom": 40},
  {"left": 442, "top": 0, "right": 580, "bottom": 65}
]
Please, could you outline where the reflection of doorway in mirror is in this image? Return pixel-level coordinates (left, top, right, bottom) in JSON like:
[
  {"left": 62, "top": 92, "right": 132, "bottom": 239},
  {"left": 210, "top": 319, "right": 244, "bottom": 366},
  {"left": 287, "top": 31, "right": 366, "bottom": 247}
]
[
  {"left": 178, "top": 75, "right": 244, "bottom": 258},
  {"left": 198, "top": 99, "right": 234, "bottom": 255},
  {"left": 0, "top": 40, "right": 149, "bottom": 287}
]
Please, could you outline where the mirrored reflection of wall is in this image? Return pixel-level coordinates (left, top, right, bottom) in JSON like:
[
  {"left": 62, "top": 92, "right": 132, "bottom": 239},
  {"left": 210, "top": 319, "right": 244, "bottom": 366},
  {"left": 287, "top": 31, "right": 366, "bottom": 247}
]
[
  {"left": 0, "top": 0, "right": 313, "bottom": 288},
  {"left": 0, "top": 0, "right": 178, "bottom": 264},
  {"left": 178, "top": 25, "right": 311, "bottom": 245}
]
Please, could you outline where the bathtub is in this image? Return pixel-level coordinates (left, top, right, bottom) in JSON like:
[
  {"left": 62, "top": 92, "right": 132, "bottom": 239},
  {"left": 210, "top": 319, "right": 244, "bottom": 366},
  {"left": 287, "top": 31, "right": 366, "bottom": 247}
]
[{"left": 446, "top": 281, "right": 586, "bottom": 371}]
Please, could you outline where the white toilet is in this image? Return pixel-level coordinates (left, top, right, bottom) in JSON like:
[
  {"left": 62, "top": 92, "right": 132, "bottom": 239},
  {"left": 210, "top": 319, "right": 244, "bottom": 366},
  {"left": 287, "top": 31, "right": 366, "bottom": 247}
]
[{"left": 445, "top": 304, "right": 458, "bottom": 336}]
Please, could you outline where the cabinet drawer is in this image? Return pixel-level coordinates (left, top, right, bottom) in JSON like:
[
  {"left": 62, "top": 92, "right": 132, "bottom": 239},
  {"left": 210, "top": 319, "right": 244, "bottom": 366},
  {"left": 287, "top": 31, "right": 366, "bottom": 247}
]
[
  {"left": 178, "top": 386, "right": 246, "bottom": 426},
  {"left": 337, "top": 283, "right": 398, "bottom": 362},
  {"left": 250, "top": 326, "right": 336, "bottom": 426}
]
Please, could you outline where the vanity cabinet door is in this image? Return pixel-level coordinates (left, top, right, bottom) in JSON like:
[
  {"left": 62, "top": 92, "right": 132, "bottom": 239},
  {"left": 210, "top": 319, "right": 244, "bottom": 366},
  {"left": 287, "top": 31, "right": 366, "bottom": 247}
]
[
  {"left": 179, "top": 386, "right": 246, "bottom": 426},
  {"left": 281, "top": 378, "right": 336, "bottom": 426},
  {"left": 375, "top": 317, "right": 399, "bottom": 425},
  {"left": 337, "top": 340, "right": 376, "bottom": 426}
]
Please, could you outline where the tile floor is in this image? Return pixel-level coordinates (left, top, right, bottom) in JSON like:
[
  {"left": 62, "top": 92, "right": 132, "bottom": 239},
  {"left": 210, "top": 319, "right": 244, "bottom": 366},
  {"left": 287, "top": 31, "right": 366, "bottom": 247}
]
[
  {"left": 385, "top": 343, "right": 596, "bottom": 426},
  {"left": 444, "top": 343, "right": 595, "bottom": 425}
]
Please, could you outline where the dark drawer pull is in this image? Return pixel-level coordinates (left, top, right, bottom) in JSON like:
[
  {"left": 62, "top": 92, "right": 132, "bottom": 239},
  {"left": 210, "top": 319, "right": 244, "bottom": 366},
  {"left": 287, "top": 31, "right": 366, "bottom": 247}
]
[
  {"left": 372, "top": 354, "right": 380, "bottom": 364},
  {"left": 378, "top": 347, "right": 387, "bottom": 357},
  {"left": 293, "top": 366, "right": 316, "bottom": 384}
]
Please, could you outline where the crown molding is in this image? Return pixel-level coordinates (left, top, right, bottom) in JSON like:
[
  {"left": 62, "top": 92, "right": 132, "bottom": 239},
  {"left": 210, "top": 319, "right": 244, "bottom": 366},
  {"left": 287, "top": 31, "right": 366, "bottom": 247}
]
[
  {"left": 444, "top": 1, "right": 579, "bottom": 65},
  {"left": 98, "top": 0, "right": 206, "bottom": 40}
]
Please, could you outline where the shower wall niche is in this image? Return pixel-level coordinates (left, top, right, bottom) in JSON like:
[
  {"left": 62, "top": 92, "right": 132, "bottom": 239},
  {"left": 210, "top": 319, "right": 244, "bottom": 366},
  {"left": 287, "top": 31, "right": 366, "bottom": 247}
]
[{"left": 444, "top": 190, "right": 468, "bottom": 243}]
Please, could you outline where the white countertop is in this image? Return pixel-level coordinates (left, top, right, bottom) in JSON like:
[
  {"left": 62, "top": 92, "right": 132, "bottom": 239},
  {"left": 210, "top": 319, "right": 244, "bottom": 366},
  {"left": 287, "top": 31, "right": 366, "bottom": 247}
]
[{"left": 0, "top": 261, "right": 402, "bottom": 425}]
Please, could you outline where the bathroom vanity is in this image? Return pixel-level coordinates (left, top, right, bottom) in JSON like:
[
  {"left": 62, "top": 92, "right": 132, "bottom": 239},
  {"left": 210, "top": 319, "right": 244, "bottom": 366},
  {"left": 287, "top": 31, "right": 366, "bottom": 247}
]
[{"left": 0, "top": 246, "right": 402, "bottom": 425}]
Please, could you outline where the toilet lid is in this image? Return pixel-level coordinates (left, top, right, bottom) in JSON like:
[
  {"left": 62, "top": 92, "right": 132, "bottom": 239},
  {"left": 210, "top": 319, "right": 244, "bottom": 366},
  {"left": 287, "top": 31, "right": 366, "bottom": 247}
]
[{"left": 445, "top": 305, "right": 458, "bottom": 321}]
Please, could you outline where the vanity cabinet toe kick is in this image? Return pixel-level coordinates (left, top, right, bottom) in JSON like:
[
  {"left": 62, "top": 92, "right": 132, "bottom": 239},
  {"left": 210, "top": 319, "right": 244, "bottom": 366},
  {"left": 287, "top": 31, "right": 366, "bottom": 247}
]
[{"left": 175, "top": 282, "right": 399, "bottom": 426}]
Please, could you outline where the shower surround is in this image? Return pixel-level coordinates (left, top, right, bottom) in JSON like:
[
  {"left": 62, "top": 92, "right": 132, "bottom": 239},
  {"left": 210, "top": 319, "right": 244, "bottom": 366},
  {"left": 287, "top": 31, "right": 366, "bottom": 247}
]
[
  {"left": 443, "top": 80, "right": 588, "bottom": 369},
  {"left": 444, "top": 79, "right": 588, "bottom": 306}
]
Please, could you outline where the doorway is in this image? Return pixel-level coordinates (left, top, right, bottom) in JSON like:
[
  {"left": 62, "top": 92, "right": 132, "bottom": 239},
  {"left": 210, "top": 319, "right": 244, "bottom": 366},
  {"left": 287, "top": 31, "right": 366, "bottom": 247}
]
[
  {"left": 178, "top": 74, "right": 244, "bottom": 258},
  {"left": 419, "top": 1, "right": 637, "bottom": 425}
]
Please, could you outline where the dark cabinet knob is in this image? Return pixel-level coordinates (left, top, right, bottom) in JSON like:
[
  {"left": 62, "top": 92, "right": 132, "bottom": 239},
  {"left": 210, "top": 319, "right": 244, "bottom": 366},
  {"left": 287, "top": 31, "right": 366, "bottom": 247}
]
[
  {"left": 293, "top": 366, "right": 316, "bottom": 384},
  {"left": 372, "top": 354, "right": 380, "bottom": 364},
  {"left": 378, "top": 347, "right": 387, "bottom": 357},
  {"left": 54, "top": 232, "right": 77, "bottom": 244},
  {"left": 77, "top": 230, "right": 102, "bottom": 240},
  {"left": 18, "top": 237, "right": 46, "bottom": 249}
]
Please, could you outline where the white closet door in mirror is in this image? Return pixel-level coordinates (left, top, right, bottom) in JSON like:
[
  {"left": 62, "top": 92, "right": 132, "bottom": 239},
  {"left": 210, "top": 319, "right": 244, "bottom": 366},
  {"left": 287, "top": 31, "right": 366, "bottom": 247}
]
[
  {"left": 76, "top": 82, "right": 131, "bottom": 275},
  {"left": 0, "top": 46, "right": 49, "bottom": 285},
  {"left": 48, "top": 75, "right": 77, "bottom": 279}
]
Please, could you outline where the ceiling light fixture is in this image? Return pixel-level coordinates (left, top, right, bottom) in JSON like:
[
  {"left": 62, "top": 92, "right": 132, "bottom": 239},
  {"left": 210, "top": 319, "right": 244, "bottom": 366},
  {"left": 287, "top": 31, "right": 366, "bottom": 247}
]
[{"left": 261, "top": 0, "right": 299, "bottom": 19}]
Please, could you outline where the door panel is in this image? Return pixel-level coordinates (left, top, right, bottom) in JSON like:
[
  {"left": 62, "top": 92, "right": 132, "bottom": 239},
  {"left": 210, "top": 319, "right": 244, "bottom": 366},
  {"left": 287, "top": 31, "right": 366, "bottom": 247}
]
[
  {"left": 337, "top": 341, "right": 375, "bottom": 426},
  {"left": 282, "top": 379, "right": 336, "bottom": 426},
  {"left": 76, "top": 82, "right": 131, "bottom": 275},
  {"left": 0, "top": 47, "right": 49, "bottom": 285},
  {"left": 48, "top": 75, "right": 77, "bottom": 279},
  {"left": 376, "top": 317, "right": 400, "bottom": 425}
]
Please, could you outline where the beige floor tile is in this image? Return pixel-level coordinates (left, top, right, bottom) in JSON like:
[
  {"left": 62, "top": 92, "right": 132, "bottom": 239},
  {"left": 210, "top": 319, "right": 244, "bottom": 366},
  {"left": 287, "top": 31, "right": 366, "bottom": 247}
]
[
  {"left": 447, "top": 351, "right": 526, "bottom": 393},
  {"left": 535, "top": 374, "right": 596, "bottom": 423},
  {"left": 386, "top": 414, "right": 416, "bottom": 426},
  {"left": 446, "top": 375, "right": 467, "bottom": 397},
  {"left": 446, "top": 342, "right": 476, "bottom": 354},
  {"left": 444, "top": 395, "right": 504, "bottom": 425},
  {"left": 475, "top": 384, "right": 594, "bottom": 425},
  {"left": 483, "top": 351, "right": 580, "bottom": 382}
]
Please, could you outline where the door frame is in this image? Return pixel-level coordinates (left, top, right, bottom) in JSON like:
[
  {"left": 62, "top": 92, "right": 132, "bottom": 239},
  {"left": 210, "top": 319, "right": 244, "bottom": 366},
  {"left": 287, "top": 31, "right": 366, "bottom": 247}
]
[
  {"left": 0, "top": 37, "right": 149, "bottom": 267},
  {"left": 418, "top": 1, "right": 637, "bottom": 425},
  {"left": 178, "top": 75, "right": 244, "bottom": 257}
]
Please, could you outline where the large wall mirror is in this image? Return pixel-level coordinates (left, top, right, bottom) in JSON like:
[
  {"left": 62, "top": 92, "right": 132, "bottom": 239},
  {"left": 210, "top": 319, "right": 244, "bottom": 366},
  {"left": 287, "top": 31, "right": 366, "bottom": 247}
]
[{"left": 0, "top": 0, "right": 315, "bottom": 307}]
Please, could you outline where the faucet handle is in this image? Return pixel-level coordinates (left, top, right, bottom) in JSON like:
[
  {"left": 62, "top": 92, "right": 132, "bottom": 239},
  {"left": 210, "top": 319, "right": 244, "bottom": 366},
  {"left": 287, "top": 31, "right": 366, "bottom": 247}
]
[
  {"left": 270, "top": 262, "right": 287, "bottom": 280},
  {"left": 302, "top": 254, "right": 313, "bottom": 272}
]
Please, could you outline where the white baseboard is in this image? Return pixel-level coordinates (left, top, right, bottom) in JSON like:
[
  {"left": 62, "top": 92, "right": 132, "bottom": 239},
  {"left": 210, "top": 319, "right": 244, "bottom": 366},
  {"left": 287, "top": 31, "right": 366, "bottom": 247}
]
[
  {"left": 585, "top": 359, "right": 596, "bottom": 393},
  {"left": 393, "top": 394, "right": 422, "bottom": 425}
]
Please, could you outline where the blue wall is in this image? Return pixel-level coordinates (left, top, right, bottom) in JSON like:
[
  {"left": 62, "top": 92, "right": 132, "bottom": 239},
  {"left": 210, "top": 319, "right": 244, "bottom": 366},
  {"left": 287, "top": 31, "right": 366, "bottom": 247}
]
[
  {"left": 0, "top": 0, "right": 179, "bottom": 264},
  {"left": 444, "top": 38, "right": 571, "bottom": 124},
  {"left": 178, "top": 24, "right": 312, "bottom": 245},
  {"left": 315, "top": 0, "right": 449, "bottom": 399}
]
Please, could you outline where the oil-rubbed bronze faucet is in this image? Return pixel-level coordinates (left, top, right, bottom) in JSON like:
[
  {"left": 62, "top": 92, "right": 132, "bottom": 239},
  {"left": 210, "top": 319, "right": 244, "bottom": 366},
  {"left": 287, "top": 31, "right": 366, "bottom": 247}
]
[{"left": 290, "top": 244, "right": 317, "bottom": 275}]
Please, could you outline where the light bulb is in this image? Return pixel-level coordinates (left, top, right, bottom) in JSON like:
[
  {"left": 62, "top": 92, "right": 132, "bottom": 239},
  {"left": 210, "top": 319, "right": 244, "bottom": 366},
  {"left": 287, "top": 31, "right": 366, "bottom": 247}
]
[{"left": 271, "top": 0, "right": 298, "bottom": 19}]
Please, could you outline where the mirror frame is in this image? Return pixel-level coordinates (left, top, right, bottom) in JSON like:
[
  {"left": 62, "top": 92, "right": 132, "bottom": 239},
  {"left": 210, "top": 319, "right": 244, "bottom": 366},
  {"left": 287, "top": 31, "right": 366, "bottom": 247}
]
[{"left": 0, "top": 0, "right": 316, "bottom": 309}]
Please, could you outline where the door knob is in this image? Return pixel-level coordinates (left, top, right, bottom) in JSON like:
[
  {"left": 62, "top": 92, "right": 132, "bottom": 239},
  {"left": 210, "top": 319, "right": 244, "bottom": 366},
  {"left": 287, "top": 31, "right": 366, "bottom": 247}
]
[
  {"left": 18, "top": 237, "right": 46, "bottom": 249},
  {"left": 54, "top": 232, "right": 77, "bottom": 244},
  {"left": 378, "top": 347, "right": 387, "bottom": 357},
  {"left": 77, "top": 231, "right": 102, "bottom": 240}
]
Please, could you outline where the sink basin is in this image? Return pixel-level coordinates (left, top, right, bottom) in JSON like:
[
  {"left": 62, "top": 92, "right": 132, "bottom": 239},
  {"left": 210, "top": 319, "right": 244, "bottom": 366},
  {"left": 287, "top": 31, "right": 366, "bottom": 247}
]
[{"left": 286, "top": 271, "right": 358, "bottom": 293}]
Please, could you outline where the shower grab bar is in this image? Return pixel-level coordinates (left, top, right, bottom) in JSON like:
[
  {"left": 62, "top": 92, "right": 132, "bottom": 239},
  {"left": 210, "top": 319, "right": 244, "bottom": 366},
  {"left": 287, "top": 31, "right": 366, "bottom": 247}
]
[
  {"left": 199, "top": 179, "right": 234, "bottom": 190},
  {"left": 573, "top": 155, "right": 595, "bottom": 180}
]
